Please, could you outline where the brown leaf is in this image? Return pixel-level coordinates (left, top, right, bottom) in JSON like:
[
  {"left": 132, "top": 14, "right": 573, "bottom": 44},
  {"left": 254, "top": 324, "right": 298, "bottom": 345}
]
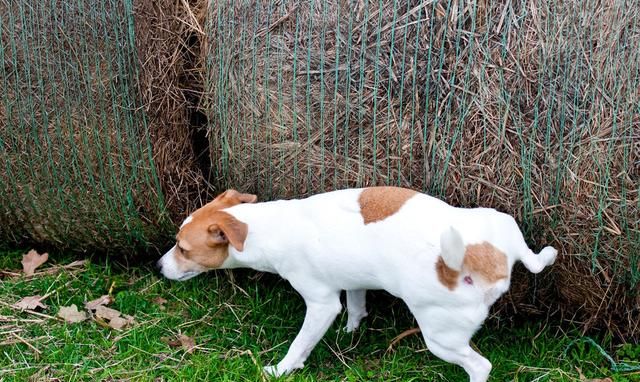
[
  {"left": 578, "top": 368, "right": 613, "bottom": 382},
  {"left": 95, "top": 305, "right": 121, "bottom": 321},
  {"left": 85, "top": 295, "right": 113, "bottom": 310},
  {"left": 107, "top": 316, "right": 128, "bottom": 330},
  {"left": 105, "top": 314, "right": 134, "bottom": 330},
  {"left": 93, "top": 306, "right": 134, "bottom": 330},
  {"left": 166, "top": 334, "right": 196, "bottom": 353},
  {"left": 21, "top": 250, "right": 49, "bottom": 276},
  {"left": 152, "top": 297, "right": 167, "bottom": 309},
  {"left": 57, "top": 304, "right": 88, "bottom": 323},
  {"left": 13, "top": 295, "right": 47, "bottom": 310}
]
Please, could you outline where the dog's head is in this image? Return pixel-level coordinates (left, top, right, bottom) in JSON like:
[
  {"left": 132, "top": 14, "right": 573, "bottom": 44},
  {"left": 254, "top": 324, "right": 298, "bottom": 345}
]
[{"left": 157, "top": 189, "right": 256, "bottom": 281}]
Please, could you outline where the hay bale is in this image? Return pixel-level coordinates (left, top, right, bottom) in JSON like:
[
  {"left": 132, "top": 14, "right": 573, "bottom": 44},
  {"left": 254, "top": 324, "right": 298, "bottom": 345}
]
[
  {"left": 0, "top": 0, "right": 205, "bottom": 251},
  {"left": 204, "top": 0, "right": 640, "bottom": 337}
]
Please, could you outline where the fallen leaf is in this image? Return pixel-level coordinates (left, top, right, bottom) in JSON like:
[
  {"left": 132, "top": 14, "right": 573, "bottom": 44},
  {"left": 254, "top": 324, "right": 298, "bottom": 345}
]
[
  {"left": 85, "top": 295, "right": 113, "bottom": 310},
  {"left": 166, "top": 334, "right": 196, "bottom": 353},
  {"left": 578, "top": 368, "right": 613, "bottom": 382},
  {"left": 57, "top": 304, "right": 88, "bottom": 323},
  {"left": 21, "top": 250, "right": 49, "bottom": 276},
  {"left": 95, "top": 305, "right": 121, "bottom": 321},
  {"left": 107, "top": 316, "right": 128, "bottom": 330},
  {"left": 152, "top": 297, "right": 167, "bottom": 309},
  {"left": 106, "top": 314, "right": 134, "bottom": 330},
  {"left": 13, "top": 295, "right": 47, "bottom": 310},
  {"left": 93, "top": 306, "right": 134, "bottom": 330}
]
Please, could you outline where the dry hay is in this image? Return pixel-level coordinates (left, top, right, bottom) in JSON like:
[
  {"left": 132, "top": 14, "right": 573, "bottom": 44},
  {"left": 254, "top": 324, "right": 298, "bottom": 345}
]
[
  {"left": 0, "top": 0, "right": 206, "bottom": 250},
  {"left": 204, "top": 0, "right": 640, "bottom": 337}
]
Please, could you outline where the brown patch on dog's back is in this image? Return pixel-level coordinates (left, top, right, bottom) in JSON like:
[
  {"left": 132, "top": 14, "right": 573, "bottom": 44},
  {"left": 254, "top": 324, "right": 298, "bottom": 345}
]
[
  {"left": 436, "top": 256, "right": 460, "bottom": 290},
  {"left": 464, "top": 242, "right": 508, "bottom": 283},
  {"left": 435, "top": 242, "right": 508, "bottom": 290},
  {"left": 359, "top": 187, "right": 417, "bottom": 224}
]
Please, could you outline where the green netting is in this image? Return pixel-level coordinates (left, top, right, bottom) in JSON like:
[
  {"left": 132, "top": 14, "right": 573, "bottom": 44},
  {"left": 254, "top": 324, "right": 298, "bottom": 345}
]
[
  {"left": 0, "top": 0, "right": 171, "bottom": 250},
  {"left": 204, "top": 0, "right": 639, "bottom": 335}
]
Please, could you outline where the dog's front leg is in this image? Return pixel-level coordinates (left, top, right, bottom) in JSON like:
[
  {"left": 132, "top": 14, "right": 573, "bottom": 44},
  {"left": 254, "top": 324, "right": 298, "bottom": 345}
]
[{"left": 263, "top": 291, "right": 342, "bottom": 377}]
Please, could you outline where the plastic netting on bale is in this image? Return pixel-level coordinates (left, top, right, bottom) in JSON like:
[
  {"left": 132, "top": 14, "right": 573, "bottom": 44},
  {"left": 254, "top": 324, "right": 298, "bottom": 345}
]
[
  {"left": 0, "top": 0, "right": 205, "bottom": 252},
  {"left": 204, "top": 0, "right": 640, "bottom": 337}
]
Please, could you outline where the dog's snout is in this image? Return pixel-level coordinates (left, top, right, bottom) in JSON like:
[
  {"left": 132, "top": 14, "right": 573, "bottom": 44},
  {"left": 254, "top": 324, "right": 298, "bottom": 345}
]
[{"left": 155, "top": 259, "right": 163, "bottom": 272}]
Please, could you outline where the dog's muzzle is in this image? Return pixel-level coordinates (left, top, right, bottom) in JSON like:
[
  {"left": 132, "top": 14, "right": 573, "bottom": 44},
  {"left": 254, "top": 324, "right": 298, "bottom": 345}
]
[{"left": 156, "top": 247, "right": 201, "bottom": 281}]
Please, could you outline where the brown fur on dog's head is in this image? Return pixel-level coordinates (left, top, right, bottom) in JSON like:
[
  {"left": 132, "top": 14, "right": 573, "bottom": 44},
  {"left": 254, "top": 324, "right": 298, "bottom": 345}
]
[{"left": 172, "top": 189, "right": 256, "bottom": 272}]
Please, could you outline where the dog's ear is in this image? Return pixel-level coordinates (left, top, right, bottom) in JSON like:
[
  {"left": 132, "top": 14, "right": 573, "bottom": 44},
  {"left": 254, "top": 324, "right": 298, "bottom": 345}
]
[
  {"left": 207, "top": 212, "right": 248, "bottom": 251},
  {"left": 213, "top": 189, "right": 234, "bottom": 202},
  {"left": 237, "top": 192, "right": 257, "bottom": 203},
  {"left": 214, "top": 189, "right": 257, "bottom": 204}
]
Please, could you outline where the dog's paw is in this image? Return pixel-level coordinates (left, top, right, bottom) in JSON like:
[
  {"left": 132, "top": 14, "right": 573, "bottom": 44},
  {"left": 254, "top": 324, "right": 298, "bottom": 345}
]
[
  {"left": 344, "top": 311, "right": 368, "bottom": 333},
  {"left": 263, "top": 365, "right": 280, "bottom": 378},
  {"left": 344, "top": 323, "right": 358, "bottom": 333},
  {"left": 263, "top": 362, "right": 300, "bottom": 378}
]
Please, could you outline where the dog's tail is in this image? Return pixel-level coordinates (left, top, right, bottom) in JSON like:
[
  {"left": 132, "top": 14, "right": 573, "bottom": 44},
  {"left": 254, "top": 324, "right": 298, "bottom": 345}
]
[
  {"left": 440, "top": 220, "right": 558, "bottom": 274},
  {"left": 439, "top": 226, "right": 465, "bottom": 272},
  {"left": 499, "top": 214, "right": 558, "bottom": 273},
  {"left": 518, "top": 246, "right": 558, "bottom": 273}
]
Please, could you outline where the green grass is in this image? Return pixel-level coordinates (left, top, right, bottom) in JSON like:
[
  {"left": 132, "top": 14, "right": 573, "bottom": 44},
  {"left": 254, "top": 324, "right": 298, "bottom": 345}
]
[{"left": 1, "top": 249, "right": 638, "bottom": 382}]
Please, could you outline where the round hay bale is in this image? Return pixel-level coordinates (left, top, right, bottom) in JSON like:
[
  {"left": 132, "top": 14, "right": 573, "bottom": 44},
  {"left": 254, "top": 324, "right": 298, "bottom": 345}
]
[
  {"left": 204, "top": 0, "right": 639, "bottom": 337},
  {"left": 0, "top": 0, "right": 206, "bottom": 251}
]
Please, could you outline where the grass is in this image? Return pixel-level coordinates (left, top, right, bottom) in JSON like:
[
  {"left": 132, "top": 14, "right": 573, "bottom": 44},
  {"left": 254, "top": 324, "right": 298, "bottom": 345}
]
[{"left": 1, "top": 249, "right": 639, "bottom": 382}]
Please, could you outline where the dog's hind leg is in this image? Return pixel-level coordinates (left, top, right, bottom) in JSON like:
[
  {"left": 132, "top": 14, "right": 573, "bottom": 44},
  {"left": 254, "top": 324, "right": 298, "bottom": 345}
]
[
  {"left": 410, "top": 307, "right": 491, "bottom": 382},
  {"left": 345, "top": 289, "right": 368, "bottom": 332},
  {"left": 263, "top": 287, "right": 342, "bottom": 377},
  {"left": 423, "top": 337, "right": 491, "bottom": 382}
]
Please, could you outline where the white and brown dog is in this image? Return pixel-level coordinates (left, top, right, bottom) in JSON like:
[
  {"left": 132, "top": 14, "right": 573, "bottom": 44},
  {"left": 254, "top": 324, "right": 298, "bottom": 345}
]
[{"left": 157, "top": 187, "right": 557, "bottom": 382}]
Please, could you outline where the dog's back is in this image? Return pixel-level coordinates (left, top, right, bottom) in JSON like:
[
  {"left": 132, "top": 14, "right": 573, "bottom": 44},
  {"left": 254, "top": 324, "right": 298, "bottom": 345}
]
[{"left": 223, "top": 187, "right": 535, "bottom": 301}]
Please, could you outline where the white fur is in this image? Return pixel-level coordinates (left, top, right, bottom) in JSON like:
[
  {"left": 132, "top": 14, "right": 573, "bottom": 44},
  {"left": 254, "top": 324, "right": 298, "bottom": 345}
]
[
  {"left": 440, "top": 226, "right": 466, "bottom": 271},
  {"left": 158, "top": 188, "right": 557, "bottom": 382},
  {"left": 157, "top": 244, "right": 202, "bottom": 281},
  {"left": 180, "top": 215, "right": 193, "bottom": 228}
]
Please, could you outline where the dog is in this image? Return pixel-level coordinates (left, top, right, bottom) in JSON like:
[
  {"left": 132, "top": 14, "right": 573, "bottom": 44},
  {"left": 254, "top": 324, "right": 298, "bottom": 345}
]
[{"left": 157, "top": 187, "right": 557, "bottom": 382}]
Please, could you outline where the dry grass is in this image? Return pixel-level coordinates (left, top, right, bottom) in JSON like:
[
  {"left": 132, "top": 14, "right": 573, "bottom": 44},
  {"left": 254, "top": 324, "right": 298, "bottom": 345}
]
[{"left": 203, "top": 0, "right": 640, "bottom": 338}]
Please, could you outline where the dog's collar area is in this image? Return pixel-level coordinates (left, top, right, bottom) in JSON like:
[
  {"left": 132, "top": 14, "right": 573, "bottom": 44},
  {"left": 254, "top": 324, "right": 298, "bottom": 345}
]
[{"left": 463, "top": 275, "right": 473, "bottom": 285}]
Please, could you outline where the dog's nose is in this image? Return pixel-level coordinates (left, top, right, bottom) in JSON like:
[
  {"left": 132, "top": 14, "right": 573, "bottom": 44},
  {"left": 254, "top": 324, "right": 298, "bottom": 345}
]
[{"left": 155, "top": 260, "right": 163, "bottom": 272}]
